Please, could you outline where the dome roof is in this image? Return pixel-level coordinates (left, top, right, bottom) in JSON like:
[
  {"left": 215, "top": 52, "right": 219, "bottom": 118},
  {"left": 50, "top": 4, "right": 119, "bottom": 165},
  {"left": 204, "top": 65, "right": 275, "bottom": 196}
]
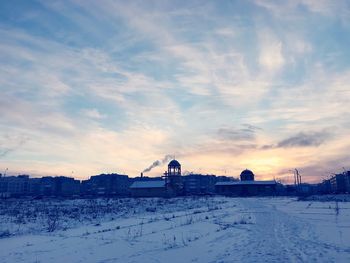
[
  {"left": 240, "top": 169, "right": 254, "bottom": 181},
  {"left": 168, "top": 159, "right": 181, "bottom": 167},
  {"left": 240, "top": 169, "right": 254, "bottom": 176}
]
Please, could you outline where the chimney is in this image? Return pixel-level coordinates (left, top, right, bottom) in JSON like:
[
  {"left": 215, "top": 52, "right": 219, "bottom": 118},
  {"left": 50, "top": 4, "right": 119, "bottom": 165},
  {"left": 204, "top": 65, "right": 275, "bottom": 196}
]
[{"left": 141, "top": 172, "right": 143, "bottom": 178}]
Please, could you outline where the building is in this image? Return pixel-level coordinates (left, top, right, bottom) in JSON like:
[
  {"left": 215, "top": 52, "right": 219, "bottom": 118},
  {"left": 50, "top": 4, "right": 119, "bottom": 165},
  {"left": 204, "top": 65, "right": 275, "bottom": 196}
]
[
  {"left": 33, "top": 176, "right": 81, "bottom": 197},
  {"left": 182, "top": 174, "right": 217, "bottom": 195},
  {"left": 240, "top": 169, "right": 254, "bottom": 181},
  {"left": 81, "top": 173, "right": 130, "bottom": 196},
  {"left": 129, "top": 180, "right": 168, "bottom": 197},
  {"left": 215, "top": 169, "right": 277, "bottom": 196},
  {"left": 129, "top": 159, "right": 183, "bottom": 197},
  {"left": 164, "top": 159, "right": 183, "bottom": 195},
  {"left": 0, "top": 175, "right": 81, "bottom": 198},
  {"left": 317, "top": 179, "right": 332, "bottom": 194},
  {"left": 329, "top": 173, "right": 347, "bottom": 193},
  {"left": 27, "top": 178, "right": 42, "bottom": 196},
  {"left": 55, "top": 176, "right": 80, "bottom": 197},
  {"left": 344, "top": 171, "right": 350, "bottom": 193},
  {"left": 215, "top": 180, "right": 277, "bottom": 196},
  {"left": 40, "top": 177, "right": 56, "bottom": 196},
  {"left": 0, "top": 175, "right": 29, "bottom": 197}
]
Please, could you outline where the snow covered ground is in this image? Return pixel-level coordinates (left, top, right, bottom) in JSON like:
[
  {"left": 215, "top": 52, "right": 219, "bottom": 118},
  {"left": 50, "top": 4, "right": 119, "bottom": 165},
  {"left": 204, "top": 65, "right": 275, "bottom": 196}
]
[{"left": 1, "top": 196, "right": 350, "bottom": 263}]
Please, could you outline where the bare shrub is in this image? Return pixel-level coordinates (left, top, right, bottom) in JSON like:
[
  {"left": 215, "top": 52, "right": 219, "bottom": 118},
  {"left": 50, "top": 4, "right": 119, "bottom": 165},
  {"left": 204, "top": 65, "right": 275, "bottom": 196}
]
[
  {"left": 183, "top": 215, "right": 194, "bottom": 225},
  {"left": 46, "top": 208, "right": 60, "bottom": 232},
  {"left": 0, "top": 230, "right": 11, "bottom": 238},
  {"left": 335, "top": 201, "right": 340, "bottom": 216},
  {"left": 146, "top": 207, "right": 156, "bottom": 212}
]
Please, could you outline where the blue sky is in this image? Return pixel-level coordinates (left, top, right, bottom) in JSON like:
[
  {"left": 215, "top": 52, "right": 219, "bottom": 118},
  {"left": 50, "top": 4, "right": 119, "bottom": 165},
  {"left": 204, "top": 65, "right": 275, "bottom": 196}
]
[{"left": 0, "top": 0, "right": 350, "bottom": 182}]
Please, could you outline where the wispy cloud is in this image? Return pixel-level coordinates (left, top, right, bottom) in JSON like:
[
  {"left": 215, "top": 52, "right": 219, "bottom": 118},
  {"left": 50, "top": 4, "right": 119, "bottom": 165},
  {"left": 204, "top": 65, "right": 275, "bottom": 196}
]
[
  {"left": 258, "top": 28, "right": 285, "bottom": 73},
  {"left": 277, "top": 131, "right": 331, "bottom": 148},
  {"left": 262, "top": 130, "right": 332, "bottom": 149},
  {"left": 81, "top": 108, "right": 107, "bottom": 120},
  {"left": 0, "top": 0, "right": 349, "bottom": 181},
  {"left": 0, "top": 135, "right": 29, "bottom": 159}
]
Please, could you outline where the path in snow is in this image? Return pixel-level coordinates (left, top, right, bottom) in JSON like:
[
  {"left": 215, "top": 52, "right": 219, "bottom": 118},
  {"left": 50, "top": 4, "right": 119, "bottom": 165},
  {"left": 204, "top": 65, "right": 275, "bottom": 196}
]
[{"left": 229, "top": 198, "right": 342, "bottom": 263}]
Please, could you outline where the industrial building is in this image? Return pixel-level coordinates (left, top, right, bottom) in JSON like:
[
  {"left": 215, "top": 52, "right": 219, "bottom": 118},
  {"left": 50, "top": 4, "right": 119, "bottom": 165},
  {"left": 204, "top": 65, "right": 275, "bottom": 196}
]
[
  {"left": 130, "top": 181, "right": 167, "bottom": 197},
  {"left": 215, "top": 169, "right": 277, "bottom": 196}
]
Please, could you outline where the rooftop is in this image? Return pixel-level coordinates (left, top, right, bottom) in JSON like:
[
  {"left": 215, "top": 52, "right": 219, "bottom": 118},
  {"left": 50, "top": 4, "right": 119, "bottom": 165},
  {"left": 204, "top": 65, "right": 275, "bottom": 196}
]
[
  {"left": 168, "top": 159, "right": 181, "bottom": 167},
  {"left": 130, "top": 180, "right": 166, "bottom": 189},
  {"left": 215, "top": 180, "right": 276, "bottom": 186}
]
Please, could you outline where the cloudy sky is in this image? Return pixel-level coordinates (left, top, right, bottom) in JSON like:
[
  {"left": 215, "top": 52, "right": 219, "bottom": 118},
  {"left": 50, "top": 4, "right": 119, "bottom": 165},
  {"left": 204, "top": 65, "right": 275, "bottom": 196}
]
[{"left": 0, "top": 0, "right": 350, "bottom": 182}]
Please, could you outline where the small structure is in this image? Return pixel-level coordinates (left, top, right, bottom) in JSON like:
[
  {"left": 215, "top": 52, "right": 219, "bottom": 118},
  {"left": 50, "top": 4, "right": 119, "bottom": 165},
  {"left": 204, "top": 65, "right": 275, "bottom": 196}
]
[
  {"left": 129, "top": 180, "right": 167, "bottom": 197},
  {"left": 215, "top": 169, "right": 277, "bottom": 196}
]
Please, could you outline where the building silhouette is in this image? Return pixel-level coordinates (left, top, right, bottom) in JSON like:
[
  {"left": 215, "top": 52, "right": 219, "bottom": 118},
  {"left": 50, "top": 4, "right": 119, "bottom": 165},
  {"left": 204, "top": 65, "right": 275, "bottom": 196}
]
[{"left": 215, "top": 169, "right": 277, "bottom": 196}]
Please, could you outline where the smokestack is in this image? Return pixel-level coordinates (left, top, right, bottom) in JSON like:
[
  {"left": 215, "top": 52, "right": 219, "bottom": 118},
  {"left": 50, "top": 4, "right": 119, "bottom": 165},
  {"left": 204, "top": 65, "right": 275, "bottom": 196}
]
[{"left": 141, "top": 172, "right": 143, "bottom": 178}]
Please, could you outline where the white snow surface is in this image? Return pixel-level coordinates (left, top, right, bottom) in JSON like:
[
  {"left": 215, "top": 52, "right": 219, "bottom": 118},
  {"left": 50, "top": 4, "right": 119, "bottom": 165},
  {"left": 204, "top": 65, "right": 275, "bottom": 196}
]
[{"left": 1, "top": 196, "right": 350, "bottom": 263}]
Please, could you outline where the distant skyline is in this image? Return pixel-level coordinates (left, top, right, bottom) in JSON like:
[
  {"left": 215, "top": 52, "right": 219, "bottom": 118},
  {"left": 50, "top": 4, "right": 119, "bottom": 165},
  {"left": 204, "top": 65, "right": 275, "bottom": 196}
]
[{"left": 1, "top": 0, "right": 350, "bottom": 182}]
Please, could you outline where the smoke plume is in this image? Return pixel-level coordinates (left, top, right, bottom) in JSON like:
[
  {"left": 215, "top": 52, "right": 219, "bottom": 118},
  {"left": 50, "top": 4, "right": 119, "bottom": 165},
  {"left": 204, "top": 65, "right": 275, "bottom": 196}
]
[
  {"left": 142, "top": 155, "right": 173, "bottom": 173},
  {"left": 0, "top": 137, "right": 28, "bottom": 159}
]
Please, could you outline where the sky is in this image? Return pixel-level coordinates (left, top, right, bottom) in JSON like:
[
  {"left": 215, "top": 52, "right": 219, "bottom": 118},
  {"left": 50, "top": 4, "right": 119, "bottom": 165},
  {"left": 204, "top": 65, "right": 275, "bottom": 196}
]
[{"left": 0, "top": 0, "right": 350, "bottom": 183}]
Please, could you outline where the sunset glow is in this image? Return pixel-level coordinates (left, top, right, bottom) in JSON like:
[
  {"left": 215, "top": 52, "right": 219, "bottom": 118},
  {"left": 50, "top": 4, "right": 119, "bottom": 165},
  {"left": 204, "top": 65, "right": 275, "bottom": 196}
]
[{"left": 1, "top": 1, "right": 350, "bottom": 182}]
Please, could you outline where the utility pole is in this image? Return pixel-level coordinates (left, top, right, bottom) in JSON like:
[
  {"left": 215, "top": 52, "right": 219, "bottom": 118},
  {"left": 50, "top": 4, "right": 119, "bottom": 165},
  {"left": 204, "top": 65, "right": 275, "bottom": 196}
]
[
  {"left": 295, "top": 169, "right": 300, "bottom": 185},
  {"left": 293, "top": 169, "right": 302, "bottom": 193}
]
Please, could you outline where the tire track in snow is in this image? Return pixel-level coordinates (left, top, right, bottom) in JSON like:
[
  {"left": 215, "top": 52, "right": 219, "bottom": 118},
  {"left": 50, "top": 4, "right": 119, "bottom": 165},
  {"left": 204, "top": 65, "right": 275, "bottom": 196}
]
[{"left": 227, "top": 199, "right": 338, "bottom": 263}]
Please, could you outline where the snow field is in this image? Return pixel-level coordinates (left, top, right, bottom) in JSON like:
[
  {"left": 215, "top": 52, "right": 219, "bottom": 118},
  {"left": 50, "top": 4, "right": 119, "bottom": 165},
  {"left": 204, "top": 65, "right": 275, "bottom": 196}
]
[{"left": 1, "top": 196, "right": 350, "bottom": 263}]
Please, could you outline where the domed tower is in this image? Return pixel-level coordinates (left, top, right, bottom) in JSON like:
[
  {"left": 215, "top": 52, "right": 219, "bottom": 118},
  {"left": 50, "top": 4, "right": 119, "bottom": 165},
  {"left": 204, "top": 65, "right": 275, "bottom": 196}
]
[
  {"left": 168, "top": 159, "right": 181, "bottom": 176},
  {"left": 240, "top": 169, "right": 254, "bottom": 181},
  {"left": 165, "top": 159, "right": 183, "bottom": 194}
]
